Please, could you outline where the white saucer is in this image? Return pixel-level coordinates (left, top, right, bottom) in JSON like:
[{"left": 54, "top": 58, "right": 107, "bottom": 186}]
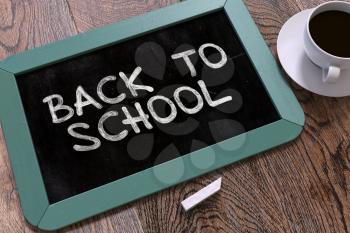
[{"left": 277, "top": 9, "right": 350, "bottom": 97}]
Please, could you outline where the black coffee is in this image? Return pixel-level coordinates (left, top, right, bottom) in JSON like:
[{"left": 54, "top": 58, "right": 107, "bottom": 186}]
[{"left": 309, "top": 10, "right": 350, "bottom": 58}]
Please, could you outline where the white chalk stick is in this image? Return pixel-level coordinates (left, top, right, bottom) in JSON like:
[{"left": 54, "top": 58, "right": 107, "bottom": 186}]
[{"left": 181, "top": 177, "right": 222, "bottom": 211}]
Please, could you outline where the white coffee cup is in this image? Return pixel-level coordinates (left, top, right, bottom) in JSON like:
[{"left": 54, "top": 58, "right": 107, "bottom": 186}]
[{"left": 304, "top": 1, "right": 350, "bottom": 83}]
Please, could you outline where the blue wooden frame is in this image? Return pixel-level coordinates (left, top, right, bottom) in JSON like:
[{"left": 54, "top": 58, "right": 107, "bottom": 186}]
[{"left": 0, "top": 0, "right": 304, "bottom": 230}]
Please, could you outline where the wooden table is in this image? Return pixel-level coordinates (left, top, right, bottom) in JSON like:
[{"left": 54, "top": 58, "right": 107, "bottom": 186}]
[{"left": 0, "top": 0, "right": 349, "bottom": 232}]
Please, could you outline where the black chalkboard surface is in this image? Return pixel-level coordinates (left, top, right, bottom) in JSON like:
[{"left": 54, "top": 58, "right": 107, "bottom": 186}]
[{"left": 16, "top": 11, "right": 280, "bottom": 204}]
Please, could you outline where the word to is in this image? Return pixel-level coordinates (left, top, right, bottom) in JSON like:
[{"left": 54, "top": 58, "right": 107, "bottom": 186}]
[{"left": 43, "top": 43, "right": 233, "bottom": 152}]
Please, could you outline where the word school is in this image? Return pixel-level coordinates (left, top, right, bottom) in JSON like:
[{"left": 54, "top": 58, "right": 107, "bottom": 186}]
[{"left": 43, "top": 43, "right": 233, "bottom": 152}]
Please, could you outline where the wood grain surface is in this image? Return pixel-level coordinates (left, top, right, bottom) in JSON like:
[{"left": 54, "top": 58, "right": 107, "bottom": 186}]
[{"left": 0, "top": 0, "right": 349, "bottom": 232}]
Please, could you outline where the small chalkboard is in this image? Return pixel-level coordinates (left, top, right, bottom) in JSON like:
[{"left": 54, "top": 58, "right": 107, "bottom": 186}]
[{"left": 0, "top": 0, "right": 304, "bottom": 230}]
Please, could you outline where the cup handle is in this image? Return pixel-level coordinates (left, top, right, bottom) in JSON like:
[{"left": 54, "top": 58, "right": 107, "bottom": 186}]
[{"left": 322, "top": 65, "right": 341, "bottom": 83}]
